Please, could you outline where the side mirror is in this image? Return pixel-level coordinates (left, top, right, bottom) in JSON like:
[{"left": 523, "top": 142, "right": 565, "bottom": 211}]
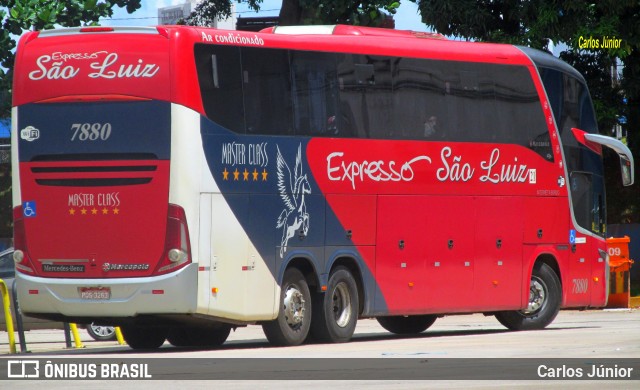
[{"left": 576, "top": 129, "right": 635, "bottom": 187}]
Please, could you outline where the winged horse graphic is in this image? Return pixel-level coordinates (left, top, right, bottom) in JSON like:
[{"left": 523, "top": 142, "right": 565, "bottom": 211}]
[{"left": 276, "top": 144, "right": 311, "bottom": 258}]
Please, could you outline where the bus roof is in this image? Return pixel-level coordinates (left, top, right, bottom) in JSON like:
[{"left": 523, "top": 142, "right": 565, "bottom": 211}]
[
  {"left": 13, "top": 24, "right": 543, "bottom": 112},
  {"left": 189, "top": 25, "right": 533, "bottom": 66}
]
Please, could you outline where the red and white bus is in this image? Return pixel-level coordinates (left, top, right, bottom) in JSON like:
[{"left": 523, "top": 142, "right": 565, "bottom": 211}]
[{"left": 11, "top": 25, "right": 633, "bottom": 349}]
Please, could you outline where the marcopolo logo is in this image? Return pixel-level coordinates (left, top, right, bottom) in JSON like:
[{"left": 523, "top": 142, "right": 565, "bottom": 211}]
[{"left": 20, "top": 126, "right": 40, "bottom": 142}]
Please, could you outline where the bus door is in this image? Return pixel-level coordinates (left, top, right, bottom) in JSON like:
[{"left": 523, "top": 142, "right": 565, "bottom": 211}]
[{"left": 567, "top": 171, "right": 601, "bottom": 306}]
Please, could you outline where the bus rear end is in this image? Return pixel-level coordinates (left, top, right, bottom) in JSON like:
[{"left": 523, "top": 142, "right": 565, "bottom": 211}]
[{"left": 11, "top": 27, "right": 196, "bottom": 322}]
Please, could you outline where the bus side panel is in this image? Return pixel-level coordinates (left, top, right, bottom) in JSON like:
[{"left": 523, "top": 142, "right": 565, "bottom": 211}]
[
  {"left": 523, "top": 197, "right": 570, "bottom": 306},
  {"left": 474, "top": 197, "right": 524, "bottom": 310},
  {"left": 567, "top": 236, "right": 593, "bottom": 307},
  {"left": 421, "top": 196, "right": 475, "bottom": 312},
  {"left": 206, "top": 192, "right": 278, "bottom": 321},
  {"left": 375, "top": 195, "right": 475, "bottom": 314},
  {"left": 325, "top": 194, "right": 380, "bottom": 314},
  {"left": 208, "top": 193, "right": 250, "bottom": 319},
  {"left": 375, "top": 195, "right": 427, "bottom": 314},
  {"left": 325, "top": 194, "right": 377, "bottom": 246},
  {"left": 198, "top": 193, "right": 212, "bottom": 314},
  {"left": 523, "top": 197, "right": 568, "bottom": 244}
]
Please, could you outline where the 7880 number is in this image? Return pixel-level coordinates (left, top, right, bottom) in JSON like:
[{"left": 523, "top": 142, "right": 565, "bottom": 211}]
[{"left": 71, "top": 123, "right": 112, "bottom": 141}]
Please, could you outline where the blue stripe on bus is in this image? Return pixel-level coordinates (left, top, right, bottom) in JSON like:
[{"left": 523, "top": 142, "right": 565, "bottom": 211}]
[
  {"left": 200, "top": 117, "right": 383, "bottom": 315},
  {"left": 17, "top": 101, "right": 171, "bottom": 162}
]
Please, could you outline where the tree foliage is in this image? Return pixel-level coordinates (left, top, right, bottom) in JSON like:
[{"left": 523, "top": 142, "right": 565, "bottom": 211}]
[
  {"left": 186, "top": 0, "right": 400, "bottom": 27},
  {"left": 0, "top": 0, "right": 142, "bottom": 117},
  {"left": 414, "top": 1, "right": 634, "bottom": 54}
]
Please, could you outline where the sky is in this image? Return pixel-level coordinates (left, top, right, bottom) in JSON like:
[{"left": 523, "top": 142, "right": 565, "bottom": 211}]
[{"left": 104, "top": 0, "right": 432, "bottom": 32}]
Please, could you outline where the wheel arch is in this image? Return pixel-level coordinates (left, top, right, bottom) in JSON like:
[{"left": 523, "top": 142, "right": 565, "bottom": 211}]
[
  {"left": 532, "top": 253, "right": 564, "bottom": 306},
  {"left": 535, "top": 254, "right": 561, "bottom": 283},
  {"left": 281, "top": 254, "right": 321, "bottom": 292}
]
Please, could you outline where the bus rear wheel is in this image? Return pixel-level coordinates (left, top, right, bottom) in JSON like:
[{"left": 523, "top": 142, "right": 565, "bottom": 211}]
[
  {"left": 495, "top": 262, "right": 561, "bottom": 330},
  {"left": 377, "top": 315, "right": 437, "bottom": 334},
  {"left": 120, "top": 325, "right": 167, "bottom": 349},
  {"left": 167, "top": 325, "right": 231, "bottom": 347},
  {"left": 310, "top": 266, "right": 359, "bottom": 343},
  {"left": 262, "top": 268, "right": 312, "bottom": 346}
]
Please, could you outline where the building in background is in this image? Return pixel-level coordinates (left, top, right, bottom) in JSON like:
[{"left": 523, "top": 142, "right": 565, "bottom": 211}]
[{"left": 158, "top": 1, "right": 236, "bottom": 29}]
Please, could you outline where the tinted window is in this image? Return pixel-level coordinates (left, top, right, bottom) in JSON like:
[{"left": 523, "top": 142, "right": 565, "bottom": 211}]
[
  {"left": 291, "top": 51, "right": 341, "bottom": 136},
  {"left": 196, "top": 44, "right": 551, "bottom": 160},
  {"left": 195, "top": 44, "right": 244, "bottom": 133},
  {"left": 539, "top": 67, "right": 605, "bottom": 236},
  {"left": 242, "top": 48, "right": 293, "bottom": 135}
]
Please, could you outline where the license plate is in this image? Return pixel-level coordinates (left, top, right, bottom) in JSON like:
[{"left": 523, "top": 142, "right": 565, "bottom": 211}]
[{"left": 79, "top": 287, "right": 111, "bottom": 300}]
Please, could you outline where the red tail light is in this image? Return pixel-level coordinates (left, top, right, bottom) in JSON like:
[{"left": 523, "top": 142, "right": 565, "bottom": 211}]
[
  {"left": 79, "top": 27, "right": 114, "bottom": 33},
  {"left": 153, "top": 204, "right": 192, "bottom": 275},
  {"left": 13, "top": 206, "right": 35, "bottom": 274}
]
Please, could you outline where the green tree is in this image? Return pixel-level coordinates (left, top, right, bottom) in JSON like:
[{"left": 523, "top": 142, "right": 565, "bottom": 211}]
[
  {"left": 186, "top": 0, "right": 400, "bottom": 27},
  {"left": 414, "top": 0, "right": 640, "bottom": 223},
  {"left": 0, "top": 0, "right": 142, "bottom": 118}
]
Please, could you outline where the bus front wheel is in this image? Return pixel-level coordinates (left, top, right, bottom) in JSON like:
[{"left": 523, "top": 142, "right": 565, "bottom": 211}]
[
  {"left": 262, "top": 268, "right": 312, "bottom": 346},
  {"left": 495, "top": 262, "right": 561, "bottom": 330},
  {"left": 310, "top": 266, "right": 359, "bottom": 343},
  {"left": 377, "top": 315, "right": 437, "bottom": 334},
  {"left": 120, "top": 325, "right": 167, "bottom": 349}
]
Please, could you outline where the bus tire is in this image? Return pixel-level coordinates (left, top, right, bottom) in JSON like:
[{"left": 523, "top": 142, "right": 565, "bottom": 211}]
[
  {"left": 262, "top": 268, "right": 312, "bottom": 346},
  {"left": 495, "top": 262, "right": 561, "bottom": 331},
  {"left": 376, "top": 315, "right": 437, "bottom": 334},
  {"left": 120, "top": 325, "right": 167, "bottom": 349},
  {"left": 198, "top": 325, "right": 232, "bottom": 346},
  {"left": 167, "top": 328, "right": 191, "bottom": 347},
  {"left": 168, "top": 325, "right": 231, "bottom": 347},
  {"left": 310, "top": 266, "right": 359, "bottom": 343}
]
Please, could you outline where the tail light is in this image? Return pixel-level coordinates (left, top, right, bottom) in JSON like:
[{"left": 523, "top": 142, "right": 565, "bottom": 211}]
[
  {"left": 13, "top": 206, "right": 35, "bottom": 274},
  {"left": 79, "top": 27, "right": 114, "bottom": 33},
  {"left": 153, "top": 204, "right": 191, "bottom": 275}
]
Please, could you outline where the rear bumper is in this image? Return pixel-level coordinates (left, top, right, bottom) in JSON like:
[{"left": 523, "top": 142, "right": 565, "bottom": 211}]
[{"left": 16, "top": 263, "right": 198, "bottom": 318}]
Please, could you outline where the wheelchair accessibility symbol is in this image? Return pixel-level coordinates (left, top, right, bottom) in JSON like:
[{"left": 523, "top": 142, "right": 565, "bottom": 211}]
[{"left": 23, "top": 201, "right": 36, "bottom": 218}]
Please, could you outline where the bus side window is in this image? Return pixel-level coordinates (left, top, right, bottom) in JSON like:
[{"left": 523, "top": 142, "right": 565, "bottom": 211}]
[
  {"left": 355, "top": 64, "right": 375, "bottom": 85},
  {"left": 495, "top": 65, "right": 552, "bottom": 160},
  {"left": 291, "top": 51, "right": 342, "bottom": 137},
  {"left": 241, "top": 47, "right": 294, "bottom": 136},
  {"left": 392, "top": 57, "right": 445, "bottom": 140},
  {"left": 337, "top": 54, "right": 369, "bottom": 138},
  {"left": 195, "top": 44, "right": 245, "bottom": 134}
]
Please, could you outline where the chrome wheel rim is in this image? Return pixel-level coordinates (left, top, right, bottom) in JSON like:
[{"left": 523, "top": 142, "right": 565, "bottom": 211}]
[
  {"left": 283, "top": 284, "right": 306, "bottom": 329},
  {"left": 523, "top": 276, "right": 547, "bottom": 314},
  {"left": 332, "top": 282, "right": 352, "bottom": 328}
]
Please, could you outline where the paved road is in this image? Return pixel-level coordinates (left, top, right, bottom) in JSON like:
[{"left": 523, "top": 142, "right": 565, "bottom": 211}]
[
  {"left": 1, "top": 309, "right": 639, "bottom": 388},
  {"left": 3, "top": 308, "right": 639, "bottom": 357}
]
